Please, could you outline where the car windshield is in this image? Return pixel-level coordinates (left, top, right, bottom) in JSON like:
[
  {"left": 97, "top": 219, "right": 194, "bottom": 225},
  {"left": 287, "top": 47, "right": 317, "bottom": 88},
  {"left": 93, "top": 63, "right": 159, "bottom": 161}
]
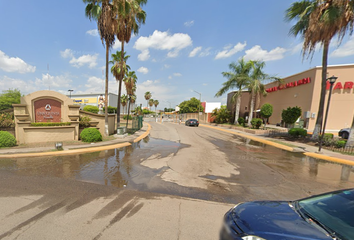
[
  {"left": 189, "top": 119, "right": 197, "bottom": 121},
  {"left": 297, "top": 189, "right": 354, "bottom": 240}
]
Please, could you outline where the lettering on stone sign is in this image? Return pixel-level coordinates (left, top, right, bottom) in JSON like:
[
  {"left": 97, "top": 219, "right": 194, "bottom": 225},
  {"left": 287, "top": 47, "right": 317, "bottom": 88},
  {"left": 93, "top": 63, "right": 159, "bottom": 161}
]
[{"left": 36, "top": 112, "right": 60, "bottom": 116}]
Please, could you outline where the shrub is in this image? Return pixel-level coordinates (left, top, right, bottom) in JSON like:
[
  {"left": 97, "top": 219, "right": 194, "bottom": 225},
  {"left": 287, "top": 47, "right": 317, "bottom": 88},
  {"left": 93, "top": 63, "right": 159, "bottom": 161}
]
[
  {"left": 288, "top": 128, "right": 307, "bottom": 138},
  {"left": 0, "top": 112, "right": 14, "bottom": 128},
  {"left": 30, "top": 122, "right": 71, "bottom": 127},
  {"left": 281, "top": 106, "right": 302, "bottom": 127},
  {"left": 123, "top": 115, "right": 133, "bottom": 120},
  {"left": 103, "top": 106, "right": 117, "bottom": 114},
  {"left": 211, "top": 106, "right": 231, "bottom": 124},
  {"left": 210, "top": 115, "right": 216, "bottom": 123},
  {"left": 79, "top": 116, "right": 91, "bottom": 128},
  {"left": 251, "top": 118, "right": 262, "bottom": 129},
  {"left": 319, "top": 133, "right": 335, "bottom": 146},
  {"left": 335, "top": 140, "right": 346, "bottom": 148},
  {"left": 0, "top": 131, "right": 16, "bottom": 147},
  {"left": 80, "top": 128, "right": 102, "bottom": 142},
  {"left": 83, "top": 105, "right": 99, "bottom": 114},
  {"left": 238, "top": 117, "right": 245, "bottom": 126}
]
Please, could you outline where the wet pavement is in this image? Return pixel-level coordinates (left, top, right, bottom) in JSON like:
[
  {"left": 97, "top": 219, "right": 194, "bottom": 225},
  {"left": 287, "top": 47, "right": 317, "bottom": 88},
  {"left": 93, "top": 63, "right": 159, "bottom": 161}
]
[{"left": 1, "top": 122, "right": 353, "bottom": 204}]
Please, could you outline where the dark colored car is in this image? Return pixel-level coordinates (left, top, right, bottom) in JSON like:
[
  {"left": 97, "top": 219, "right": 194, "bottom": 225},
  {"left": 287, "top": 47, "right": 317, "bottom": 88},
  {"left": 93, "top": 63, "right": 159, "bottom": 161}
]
[
  {"left": 339, "top": 128, "right": 350, "bottom": 139},
  {"left": 220, "top": 188, "right": 354, "bottom": 240},
  {"left": 185, "top": 119, "right": 199, "bottom": 127}
]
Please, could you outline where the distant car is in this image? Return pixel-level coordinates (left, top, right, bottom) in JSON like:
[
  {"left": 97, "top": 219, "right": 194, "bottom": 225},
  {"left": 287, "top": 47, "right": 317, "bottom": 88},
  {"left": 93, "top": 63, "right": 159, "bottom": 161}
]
[
  {"left": 339, "top": 128, "right": 350, "bottom": 139},
  {"left": 185, "top": 119, "right": 199, "bottom": 127},
  {"left": 220, "top": 188, "right": 354, "bottom": 240}
]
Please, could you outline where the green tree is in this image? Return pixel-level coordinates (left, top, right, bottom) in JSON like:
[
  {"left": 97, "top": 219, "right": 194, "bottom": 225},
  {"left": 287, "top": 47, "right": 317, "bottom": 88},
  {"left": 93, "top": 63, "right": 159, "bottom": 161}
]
[
  {"left": 110, "top": 50, "right": 130, "bottom": 125},
  {"left": 260, "top": 103, "right": 273, "bottom": 129},
  {"left": 144, "top": 91, "right": 152, "bottom": 109},
  {"left": 211, "top": 105, "right": 231, "bottom": 124},
  {"left": 286, "top": 0, "right": 354, "bottom": 139},
  {"left": 153, "top": 99, "right": 159, "bottom": 112},
  {"left": 179, "top": 97, "right": 204, "bottom": 113},
  {"left": 148, "top": 98, "right": 154, "bottom": 109},
  {"left": 121, "top": 94, "right": 128, "bottom": 114},
  {"left": 124, "top": 71, "right": 137, "bottom": 127},
  {"left": 84, "top": 0, "right": 116, "bottom": 136},
  {"left": 215, "top": 58, "right": 251, "bottom": 124},
  {"left": 0, "top": 89, "right": 21, "bottom": 111},
  {"left": 281, "top": 106, "right": 302, "bottom": 128}
]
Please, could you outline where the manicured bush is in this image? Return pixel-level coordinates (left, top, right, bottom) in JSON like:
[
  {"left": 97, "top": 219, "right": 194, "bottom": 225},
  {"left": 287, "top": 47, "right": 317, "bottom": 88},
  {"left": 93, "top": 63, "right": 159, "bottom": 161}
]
[
  {"left": 31, "top": 122, "right": 71, "bottom": 127},
  {"left": 103, "top": 106, "right": 117, "bottom": 114},
  {"left": 281, "top": 106, "right": 302, "bottom": 127},
  {"left": 288, "top": 128, "right": 307, "bottom": 138},
  {"left": 79, "top": 116, "right": 91, "bottom": 128},
  {"left": 251, "top": 118, "right": 262, "bottom": 129},
  {"left": 0, "top": 131, "right": 16, "bottom": 147},
  {"left": 123, "top": 115, "right": 133, "bottom": 120},
  {"left": 335, "top": 140, "right": 346, "bottom": 148},
  {"left": 83, "top": 105, "right": 99, "bottom": 114},
  {"left": 0, "top": 113, "right": 14, "bottom": 128},
  {"left": 238, "top": 117, "right": 245, "bottom": 126},
  {"left": 80, "top": 128, "right": 102, "bottom": 142}
]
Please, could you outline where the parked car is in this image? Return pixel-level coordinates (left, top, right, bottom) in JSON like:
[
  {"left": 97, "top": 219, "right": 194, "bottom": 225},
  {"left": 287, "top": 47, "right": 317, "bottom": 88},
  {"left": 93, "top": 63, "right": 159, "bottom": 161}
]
[
  {"left": 220, "top": 188, "right": 354, "bottom": 240},
  {"left": 185, "top": 119, "right": 199, "bottom": 127},
  {"left": 339, "top": 128, "right": 350, "bottom": 139}
]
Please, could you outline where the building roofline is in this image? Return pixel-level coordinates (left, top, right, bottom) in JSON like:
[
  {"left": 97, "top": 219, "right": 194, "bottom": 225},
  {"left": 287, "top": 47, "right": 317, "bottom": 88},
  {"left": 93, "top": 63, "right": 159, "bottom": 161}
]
[
  {"left": 284, "top": 63, "right": 354, "bottom": 79},
  {"left": 68, "top": 93, "right": 118, "bottom": 97}
]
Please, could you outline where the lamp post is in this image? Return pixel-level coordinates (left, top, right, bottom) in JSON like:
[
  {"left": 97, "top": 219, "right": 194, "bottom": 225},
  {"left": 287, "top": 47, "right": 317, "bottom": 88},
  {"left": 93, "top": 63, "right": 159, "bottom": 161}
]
[
  {"left": 318, "top": 75, "right": 337, "bottom": 152},
  {"left": 68, "top": 89, "right": 73, "bottom": 98},
  {"left": 193, "top": 90, "right": 201, "bottom": 121}
]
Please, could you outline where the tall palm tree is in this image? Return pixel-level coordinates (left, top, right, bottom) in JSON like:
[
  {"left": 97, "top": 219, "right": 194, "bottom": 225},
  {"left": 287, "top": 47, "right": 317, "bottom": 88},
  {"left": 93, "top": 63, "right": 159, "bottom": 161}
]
[
  {"left": 148, "top": 98, "right": 154, "bottom": 110},
  {"left": 215, "top": 58, "right": 252, "bottom": 124},
  {"left": 84, "top": 0, "right": 116, "bottom": 136},
  {"left": 121, "top": 94, "right": 128, "bottom": 114},
  {"left": 114, "top": 0, "right": 146, "bottom": 125},
  {"left": 110, "top": 50, "right": 130, "bottom": 125},
  {"left": 286, "top": 0, "right": 354, "bottom": 139},
  {"left": 124, "top": 71, "right": 137, "bottom": 127},
  {"left": 144, "top": 91, "right": 151, "bottom": 109},
  {"left": 153, "top": 99, "right": 159, "bottom": 112}
]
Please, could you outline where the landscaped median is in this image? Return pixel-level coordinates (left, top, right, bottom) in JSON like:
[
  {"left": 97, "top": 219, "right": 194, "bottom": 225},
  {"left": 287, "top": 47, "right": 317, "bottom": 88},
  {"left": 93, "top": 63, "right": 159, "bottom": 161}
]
[{"left": 200, "top": 124, "right": 354, "bottom": 167}]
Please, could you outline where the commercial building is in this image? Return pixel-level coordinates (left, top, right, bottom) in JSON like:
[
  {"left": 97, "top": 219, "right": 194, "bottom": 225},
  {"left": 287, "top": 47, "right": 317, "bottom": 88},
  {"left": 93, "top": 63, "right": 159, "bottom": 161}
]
[
  {"left": 227, "top": 64, "right": 354, "bottom": 132},
  {"left": 68, "top": 93, "right": 136, "bottom": 114}
]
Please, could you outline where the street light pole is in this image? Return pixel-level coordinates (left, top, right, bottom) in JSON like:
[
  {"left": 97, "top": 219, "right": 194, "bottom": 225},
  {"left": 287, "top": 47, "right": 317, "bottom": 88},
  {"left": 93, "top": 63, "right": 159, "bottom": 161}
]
[
  {"left": 68, "top": 89, "right": 73, "bottom": 98},
  {"left": 193, "top": 90, "right": 201, "bottom": 121},
  {"left": 318, "top": 75, "right": 337, "bottom": 152}
]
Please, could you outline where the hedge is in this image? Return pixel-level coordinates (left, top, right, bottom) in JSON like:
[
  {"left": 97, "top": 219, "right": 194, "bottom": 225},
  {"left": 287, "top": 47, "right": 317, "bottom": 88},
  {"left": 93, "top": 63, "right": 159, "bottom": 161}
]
[
  {"left": 80, "top": 128, "right": 102, "bottom": 142},
  {"left": 31, "top": 122, "right": 71, "bottom": 127},
  {"left": 288, "top": 128, "right": 307, "bottom": 138},
  {"left": 83, "top": 105, "right": 99, "bottom": 114},
  {"left": 0, "top": 131, "right": 16, "bottom": 147}
]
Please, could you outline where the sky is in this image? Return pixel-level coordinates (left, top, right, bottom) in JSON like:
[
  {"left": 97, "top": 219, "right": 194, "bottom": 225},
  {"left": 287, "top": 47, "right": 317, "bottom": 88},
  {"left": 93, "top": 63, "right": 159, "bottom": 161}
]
[{"left": 1, "top": 0, "right": 354, "bottom": 110}]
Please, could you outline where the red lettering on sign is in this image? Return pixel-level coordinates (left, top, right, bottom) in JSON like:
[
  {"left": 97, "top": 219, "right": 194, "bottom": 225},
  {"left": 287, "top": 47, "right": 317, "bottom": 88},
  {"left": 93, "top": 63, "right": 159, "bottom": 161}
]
[
  {"left": 334, "top": 82, "right": 343, "bottom": 90},
  {"left": 344, "top": 82, "right": 354, "bottom": 89}
]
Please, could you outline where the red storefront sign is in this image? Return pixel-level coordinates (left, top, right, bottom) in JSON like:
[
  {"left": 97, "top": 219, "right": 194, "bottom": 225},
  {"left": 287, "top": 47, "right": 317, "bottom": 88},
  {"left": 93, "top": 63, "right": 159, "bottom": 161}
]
[
  {"left": 34, "top": 99, "right": 61, "bottom": 122},
  {"left": 327, "top": 81, "right": 354, "bottom": 90},
  {"left": 266, "top": 78, "right": 311, "bottom": 93}
]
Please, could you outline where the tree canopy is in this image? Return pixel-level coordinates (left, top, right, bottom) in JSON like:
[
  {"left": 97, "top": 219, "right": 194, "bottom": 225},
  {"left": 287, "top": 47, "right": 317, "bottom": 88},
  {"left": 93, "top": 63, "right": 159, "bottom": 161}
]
[
  {"left": 178, "top": 97, "right": 204, "bottom": 113},
  {"left": 0, "top": 89, "right": 21, "bottom": 111}
]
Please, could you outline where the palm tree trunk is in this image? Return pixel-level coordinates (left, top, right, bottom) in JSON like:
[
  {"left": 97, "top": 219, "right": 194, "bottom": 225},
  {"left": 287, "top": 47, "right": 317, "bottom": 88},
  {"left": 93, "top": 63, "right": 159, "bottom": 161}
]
[
  {"left": 311, "top": 40, "right": 329, "bottom": 140},
  {"left": 104, "top": 41, "right": 109, "bottom": 136},
  {"left": 117, "top": 42, "right": 125, "bottom": 128},
  {"left": 234, "top": 94, "right": 241, "bottom": 125},
  {"left": 248, "top": 92, "right": 255, "bottom": 126}
]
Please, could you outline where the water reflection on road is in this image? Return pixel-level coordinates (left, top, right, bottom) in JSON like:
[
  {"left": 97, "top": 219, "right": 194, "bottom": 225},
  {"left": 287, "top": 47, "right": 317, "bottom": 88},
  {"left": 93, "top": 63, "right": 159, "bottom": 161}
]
[{"left": 0, "top": 136, "right": 354, "bottom": 201}]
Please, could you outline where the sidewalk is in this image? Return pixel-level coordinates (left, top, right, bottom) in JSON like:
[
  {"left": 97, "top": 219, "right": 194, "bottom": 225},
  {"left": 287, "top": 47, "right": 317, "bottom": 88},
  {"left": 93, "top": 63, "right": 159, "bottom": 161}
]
[{"left": 200, "top": 123, "right": 354, "bottom": 166}]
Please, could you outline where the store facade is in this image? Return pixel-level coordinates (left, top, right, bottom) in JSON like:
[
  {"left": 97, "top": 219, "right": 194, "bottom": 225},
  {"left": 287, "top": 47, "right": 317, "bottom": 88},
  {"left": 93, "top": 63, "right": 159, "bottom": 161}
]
[{"left": 227, "top": 64, "right": 354, "bottom": 132}]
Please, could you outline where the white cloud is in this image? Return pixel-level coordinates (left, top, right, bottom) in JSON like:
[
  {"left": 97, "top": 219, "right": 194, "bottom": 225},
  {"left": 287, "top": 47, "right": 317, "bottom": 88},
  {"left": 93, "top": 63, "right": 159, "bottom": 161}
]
[
  {"left": 243, "top": 45, "right": 286, "bottom": 61},
  {"left": 0, "top": 76, "right": 37, "bottom": 94},
  {"left": 134, "top": 30, "right": 193, "bottom": 61},
  {"left": 199, "top": 47, "right": 211, "bottom": 57},
  {"left": 137, "top": 67, "right": 149, "bottom": 74},
  {"left": 82, "top": 76, "right": 123, "bottom": 95},
  {"left": 215, "top": 42, "right": 246, "bottom": 59},
  {"left": 86, "top": 29, "right": 98, "bottom": 37},
  {"left": 61, "top": 49, "right": 98, "bottom": 68},
  {"left": 189, "top": 47, "right": 202, "bottom": 57},
  {"left": 136, "top": 79, "right": 177, "bottom": 105},
  {"left": 291, "top": 43, "right": 303, "bottom": 55},
  {"left": 184, "top": 20, "right": 194, "bottom": 27},
  {"left": 112, "top": 40, "right": 122, "bottom": 50},
  {"left": 35, "top": 73, "right": 72, "bottom": 88},
  {"left": 331, "top": 36, "right": 354, "bottom": 57},
  {"left": 173, "top": 73, "right": 182, "bottom": 77},
  {"left": 0, "top": 50, "right": 36, "bottom": 73},
  {"left": 163, "top": 64, "right": 170, "bottom": 69}
]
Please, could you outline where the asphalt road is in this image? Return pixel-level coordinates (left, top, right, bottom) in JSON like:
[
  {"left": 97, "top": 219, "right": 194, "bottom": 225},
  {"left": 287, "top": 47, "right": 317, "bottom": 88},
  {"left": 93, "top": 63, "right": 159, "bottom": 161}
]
[{"left": 0, "top": 120, "right": 353, "bottom": 239}]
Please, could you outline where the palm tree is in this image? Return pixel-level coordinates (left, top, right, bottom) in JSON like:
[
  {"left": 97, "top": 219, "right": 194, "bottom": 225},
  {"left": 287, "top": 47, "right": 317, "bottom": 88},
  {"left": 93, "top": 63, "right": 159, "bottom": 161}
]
[
  {"left": 144, "top": 91, "right": 151, "bottom": 109},
  {"left": 84, "top": 0, "right": 116, "bottom": 136},
  {"left": 121, "top": 94, "right": 128, "bottom": 114},
  {"left": 124, "top": 71, "right": 138, "bottom": 127},
  {"left": 148, "top": 98, "right": 154, "bottom": 110},
  {"left": 215, "top": 58, "right": 252, "bottom": 124},
  {"left": 153, "top": 99, "right": 159, "bottom": 112},
  {"left": 110, "top": 50, "right": 130, "bottom": 126},
  {"left": 114, "top": 0, "right": 146, "bottom": 125},
  {"left": 286, "top": 0, "right": 354, "bottom": 139}
]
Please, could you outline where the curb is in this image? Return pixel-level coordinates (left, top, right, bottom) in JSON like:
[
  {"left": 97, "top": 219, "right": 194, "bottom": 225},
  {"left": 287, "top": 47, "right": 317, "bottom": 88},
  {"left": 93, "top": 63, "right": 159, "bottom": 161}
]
[
  {"left": 200, "top": 124, "right": 354, "bottom": 166},
  {"left": 0, "top": 123, "right": 151, "bottom": 159}
]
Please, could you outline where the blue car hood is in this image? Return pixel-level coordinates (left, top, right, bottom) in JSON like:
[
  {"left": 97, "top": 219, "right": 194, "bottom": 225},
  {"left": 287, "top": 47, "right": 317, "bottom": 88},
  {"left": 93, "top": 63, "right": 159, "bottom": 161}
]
[{"left": 232, "top": 201, "right": 332, "bottom": 240}]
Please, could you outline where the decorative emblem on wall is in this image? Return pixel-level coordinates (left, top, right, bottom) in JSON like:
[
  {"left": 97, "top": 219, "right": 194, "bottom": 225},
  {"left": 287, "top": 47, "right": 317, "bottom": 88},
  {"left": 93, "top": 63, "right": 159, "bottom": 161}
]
[{"left": 45, "top": 104, "right": 51, "bottom": 111}]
